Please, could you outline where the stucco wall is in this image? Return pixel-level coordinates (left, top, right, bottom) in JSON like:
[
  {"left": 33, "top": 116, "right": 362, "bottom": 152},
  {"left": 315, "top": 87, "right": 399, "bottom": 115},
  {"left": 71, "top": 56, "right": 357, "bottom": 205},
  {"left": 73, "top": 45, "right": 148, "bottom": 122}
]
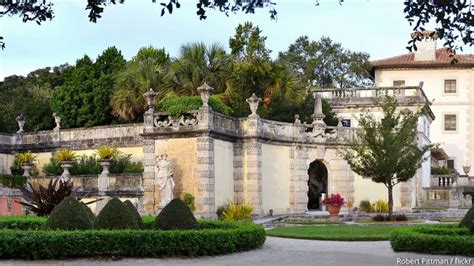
[
  {"left": 261, "top": 143, "right": 290, "bottom": 215},
  {"left": 353, "top": 173, "right": 402, "bottom": 209},
  {"left": 155, "top": 138, "right": 198, "bottom": 199},
  {"left": 375, "top": 68, "right": 474, "bottom": 174},
  {"left": 214, "top": 139, "right": 234, "bottom": 208}
]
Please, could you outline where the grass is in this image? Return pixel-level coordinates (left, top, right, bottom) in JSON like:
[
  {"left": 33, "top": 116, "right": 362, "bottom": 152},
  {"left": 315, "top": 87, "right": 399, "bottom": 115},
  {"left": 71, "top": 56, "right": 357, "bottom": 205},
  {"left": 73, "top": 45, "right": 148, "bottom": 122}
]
[
  {"left": 266, "top": 225, "right": 397, "bottom": 241},
  {"left": 355, "top": 218, "right": 424, "bottom": 224},
  {"left": 280, "top": 220, "right": 343, "bottom": 225}
]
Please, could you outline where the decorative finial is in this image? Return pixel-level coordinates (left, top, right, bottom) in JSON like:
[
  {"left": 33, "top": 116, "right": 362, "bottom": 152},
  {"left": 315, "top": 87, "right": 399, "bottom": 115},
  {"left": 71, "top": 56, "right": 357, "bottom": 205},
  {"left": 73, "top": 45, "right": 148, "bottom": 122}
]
[
  {"left": 294, "top": 114, "right": 301, "bottom": 125},
  {"left": 197, "top": 82, "right": 214, "bottom": 109},
  {"left": 143, "top": 88, "right": 157, "bottom": 113},
  {"left": 246, "top": 93, "right": 262, "bottom": 118},
  {"left": 16, "top": 113, "right": 25, "bottom": 134}
]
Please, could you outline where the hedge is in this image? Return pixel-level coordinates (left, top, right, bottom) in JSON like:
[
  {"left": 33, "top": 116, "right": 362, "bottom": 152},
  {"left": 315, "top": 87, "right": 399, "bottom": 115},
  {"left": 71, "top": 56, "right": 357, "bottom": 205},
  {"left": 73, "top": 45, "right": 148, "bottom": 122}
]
[
  {"left": 390, "top": 225, "right": 474, "bottom": 256},
  {"left": 0, "top": 221, "right": 265, "bottom": 259},
  {"left": 0, "top": 216, "right": 46, "bottom": 230}
]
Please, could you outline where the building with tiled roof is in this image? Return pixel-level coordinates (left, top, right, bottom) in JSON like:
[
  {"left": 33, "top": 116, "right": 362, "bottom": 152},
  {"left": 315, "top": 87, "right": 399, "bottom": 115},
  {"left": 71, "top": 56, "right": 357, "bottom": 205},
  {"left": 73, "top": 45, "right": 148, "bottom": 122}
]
[{"left": 370, "top": 31, "right": 474, "bottom": 205}]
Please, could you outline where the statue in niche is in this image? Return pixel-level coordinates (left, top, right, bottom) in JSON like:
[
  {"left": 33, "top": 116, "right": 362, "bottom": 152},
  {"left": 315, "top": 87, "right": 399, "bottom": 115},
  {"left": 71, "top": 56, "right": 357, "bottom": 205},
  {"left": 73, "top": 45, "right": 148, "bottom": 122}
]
[{"left": 156, "top": 154, "right": 175, "bottom": 207}]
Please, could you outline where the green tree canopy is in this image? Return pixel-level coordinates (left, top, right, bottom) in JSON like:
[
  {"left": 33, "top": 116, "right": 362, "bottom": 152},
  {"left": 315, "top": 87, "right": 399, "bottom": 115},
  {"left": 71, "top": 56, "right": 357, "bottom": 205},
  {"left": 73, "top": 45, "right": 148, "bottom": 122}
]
[
  {"left": 167, "top": 42, "right": 230, "bottom": 96},
  {"left": 111, "top": 46, "right": 170, "bottom": 121},
  {"left": 0, "top": 65, "right": 69, "bottom": 132},
  {"left": 52, "top": 47, "right": 126, "bottom": 128},
  {"left": 339, "top": 96, "right": 432, "bottom": 217},
  {"left": 278, "top": 36, "right": 372, "bottom": 89}
]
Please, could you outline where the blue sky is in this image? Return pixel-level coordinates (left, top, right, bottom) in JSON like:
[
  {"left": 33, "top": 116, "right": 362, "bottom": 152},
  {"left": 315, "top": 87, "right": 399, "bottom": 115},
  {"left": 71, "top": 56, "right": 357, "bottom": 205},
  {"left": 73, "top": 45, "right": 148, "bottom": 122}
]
[{"left": 1, "top": 0, "right": 470, "bottom": 80}]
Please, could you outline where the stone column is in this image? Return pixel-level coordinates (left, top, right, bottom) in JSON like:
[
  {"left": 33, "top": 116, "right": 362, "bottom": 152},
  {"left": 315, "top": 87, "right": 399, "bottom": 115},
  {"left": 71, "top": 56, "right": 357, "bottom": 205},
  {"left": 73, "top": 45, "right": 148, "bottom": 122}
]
[
  {"left": 289, "top": 145, "right": 309, "bottom": 213},
  {"left": 241, "top": 94, "right": 264, "bottom": 215},
  {"left": 327, "top": 156, "right": 355, "bottom": 211},
  {"left": 233, "top": 141, "right": 244, "bottom": 204},
  {"left": 140, "top": 139, "right": 156, "bottom": 215},
  {"left": 242, "top": 138, "right": 263, "bottom": 215},
  {"left": 196, "top": 136, "right": 216, "bottom": 219}
]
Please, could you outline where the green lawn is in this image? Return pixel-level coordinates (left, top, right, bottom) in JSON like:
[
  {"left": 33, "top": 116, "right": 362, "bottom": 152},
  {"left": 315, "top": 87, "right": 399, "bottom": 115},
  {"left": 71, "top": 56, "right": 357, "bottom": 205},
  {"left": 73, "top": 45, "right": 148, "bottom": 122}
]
[
  {"left": 280, "top": 220, "right": 343, "bottom": 225},
  {"left": 266, "top": 225, "right": 397, "bottom": 241}
]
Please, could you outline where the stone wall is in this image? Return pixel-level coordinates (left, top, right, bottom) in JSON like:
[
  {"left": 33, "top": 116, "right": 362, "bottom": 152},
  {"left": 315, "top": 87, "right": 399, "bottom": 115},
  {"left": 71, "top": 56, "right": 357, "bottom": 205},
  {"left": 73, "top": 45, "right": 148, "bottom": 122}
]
[{"left": 0, "top": 86, "right": 437, "bottom": 217}]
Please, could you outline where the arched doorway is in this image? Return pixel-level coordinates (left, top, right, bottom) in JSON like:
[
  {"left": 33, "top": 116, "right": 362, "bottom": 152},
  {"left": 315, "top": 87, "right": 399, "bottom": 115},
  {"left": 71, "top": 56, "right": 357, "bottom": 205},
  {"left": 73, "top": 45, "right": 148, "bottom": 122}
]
[{"left": 307, "top": 160, "right": 328, "bottom": 210}]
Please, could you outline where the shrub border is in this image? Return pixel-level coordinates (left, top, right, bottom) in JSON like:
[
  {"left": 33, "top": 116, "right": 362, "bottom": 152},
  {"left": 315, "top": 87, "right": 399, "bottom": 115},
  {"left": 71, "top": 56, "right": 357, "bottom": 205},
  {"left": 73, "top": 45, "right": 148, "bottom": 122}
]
[
  {"left": 0, "top": 220, "right": 265, "bottom": 259},
  {"left": 390, "top": 225, "right": 474, "bottom": 257}
]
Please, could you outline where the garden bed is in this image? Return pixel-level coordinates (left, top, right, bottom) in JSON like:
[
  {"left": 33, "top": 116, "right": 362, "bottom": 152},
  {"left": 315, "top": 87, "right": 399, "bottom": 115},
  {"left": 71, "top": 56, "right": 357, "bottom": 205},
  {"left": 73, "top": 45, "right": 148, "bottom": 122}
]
[
  {"left": 0, "top": 217, "right": 266, "bottom": 259},
  {"left": 390, "top": 225, "right": 474, "bottom": 257}
]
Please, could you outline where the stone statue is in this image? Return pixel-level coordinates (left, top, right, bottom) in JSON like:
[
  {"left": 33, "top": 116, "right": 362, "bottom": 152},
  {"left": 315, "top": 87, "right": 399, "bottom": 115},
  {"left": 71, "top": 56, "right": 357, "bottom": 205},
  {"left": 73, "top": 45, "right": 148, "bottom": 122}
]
[
  {"left": 53, "top": 113, "right": 61, "bottom": 131},
  {"left": 155, "top": 154, "right": 175, "bottom": 207}
]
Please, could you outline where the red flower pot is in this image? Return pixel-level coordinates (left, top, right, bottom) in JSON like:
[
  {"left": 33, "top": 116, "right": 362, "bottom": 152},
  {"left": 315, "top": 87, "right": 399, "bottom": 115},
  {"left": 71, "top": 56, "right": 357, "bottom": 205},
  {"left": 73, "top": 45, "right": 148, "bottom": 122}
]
[{"left": 327, "top": 204, "right": 341, "bottom": 220}]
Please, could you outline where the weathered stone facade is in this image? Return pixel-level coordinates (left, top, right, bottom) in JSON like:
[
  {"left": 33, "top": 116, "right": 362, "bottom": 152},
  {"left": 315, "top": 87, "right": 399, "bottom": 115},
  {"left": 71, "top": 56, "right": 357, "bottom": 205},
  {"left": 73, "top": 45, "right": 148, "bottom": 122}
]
[{"left": 0, "top": 84, "right": 448, "bottom": 218}]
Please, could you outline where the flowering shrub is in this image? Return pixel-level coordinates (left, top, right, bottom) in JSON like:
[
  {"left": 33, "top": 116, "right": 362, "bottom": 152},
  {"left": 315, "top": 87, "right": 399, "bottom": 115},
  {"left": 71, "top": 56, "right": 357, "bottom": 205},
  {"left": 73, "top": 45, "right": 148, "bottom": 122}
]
[{"left": 322, "top": 193, "right": 345, "bottom": 207}]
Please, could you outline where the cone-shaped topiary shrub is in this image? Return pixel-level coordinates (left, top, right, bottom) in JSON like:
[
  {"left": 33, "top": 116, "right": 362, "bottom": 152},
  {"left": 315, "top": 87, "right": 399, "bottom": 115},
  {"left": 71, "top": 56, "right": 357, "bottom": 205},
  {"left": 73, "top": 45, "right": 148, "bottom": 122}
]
[
  {"left": 45, "top": 196, "right": 94, "bottom": 230},
  {"left": 124, "top": 200, "right": 144, "bottom": 229},
  {"left": 96, "top": 197, "right": 139, "bottom": 230},
  {"left": 80, "top": 202, "right": 96, "bottom": 223},
  {"left": 155, "top": 198, "right": 198, "bottom": 230},
  {"left": 459, "top": 207, "right": 474, "bottom": 228}
]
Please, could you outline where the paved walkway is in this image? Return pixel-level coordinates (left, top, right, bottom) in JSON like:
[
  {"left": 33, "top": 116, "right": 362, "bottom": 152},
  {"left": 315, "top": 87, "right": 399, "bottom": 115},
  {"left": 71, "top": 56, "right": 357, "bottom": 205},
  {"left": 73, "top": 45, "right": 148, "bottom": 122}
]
[{"left": 2, "top": 237, "right": 471, "bottom": 266}]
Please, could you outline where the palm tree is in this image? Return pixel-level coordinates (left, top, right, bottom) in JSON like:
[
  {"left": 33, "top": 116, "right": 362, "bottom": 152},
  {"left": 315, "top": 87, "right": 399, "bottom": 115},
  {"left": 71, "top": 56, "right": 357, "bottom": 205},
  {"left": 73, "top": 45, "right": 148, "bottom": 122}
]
[
  {"left": 111, "top": 47, "right": 169, "bottom": 121},
  {"left": 167, "top": 42, "right": 230, "bottom": 96}
]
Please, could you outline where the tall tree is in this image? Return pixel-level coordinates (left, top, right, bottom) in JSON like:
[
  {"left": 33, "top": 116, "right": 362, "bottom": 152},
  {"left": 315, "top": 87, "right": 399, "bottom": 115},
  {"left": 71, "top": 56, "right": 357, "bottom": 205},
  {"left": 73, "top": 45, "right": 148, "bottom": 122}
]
[
  {"left": 278, "top": 36, "right": 372, "bottom": 90},
  {"left": 51, "top": 55, "right": 96, "bottom": 128},
  {"left": 339, "top": 96, "right": 432, "bottom": 217},
  {"left": 167, "top": 42, "right": 230, "bottom": 96},
  {"left": 111, "top": 46, "right": 170, "bottom": 121},
  {"left": 226, "top": 22, "right": 274, "bottom": 117},
  {"left": 0, "top": 65, "right": 69, "bottom": 132},
  {"left": 51, "top": 47, "right": 125, "bottom": 128},
  {"left": 1, "top": 1, "right": 471, "bottom": 52},
  {"left": 93, "top": 46, "right": 127, "bottom": 124}
]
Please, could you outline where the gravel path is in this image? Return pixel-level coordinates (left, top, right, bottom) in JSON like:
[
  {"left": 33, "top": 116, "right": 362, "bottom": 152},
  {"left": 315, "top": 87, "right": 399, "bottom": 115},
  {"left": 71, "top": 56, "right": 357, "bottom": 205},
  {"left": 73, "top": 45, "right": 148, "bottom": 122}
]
[{"left": 1, "top": 237, "right": 471, "bottom": 266}]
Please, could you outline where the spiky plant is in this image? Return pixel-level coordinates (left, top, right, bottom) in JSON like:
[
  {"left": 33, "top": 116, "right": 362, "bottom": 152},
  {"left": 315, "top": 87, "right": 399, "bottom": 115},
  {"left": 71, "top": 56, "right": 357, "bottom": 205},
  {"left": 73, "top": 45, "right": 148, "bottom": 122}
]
[
  {"left": 96, "top": 146, "right": 119, "bottom": 160},
  {"left": 18, "top": 178, "right": 74, "bottom": 216},
  {"left": 17, "top": 152, "right": 36, "bottom": 165},
  {"left": 54, "top": 148, "right": 78, "bottom": 162}
]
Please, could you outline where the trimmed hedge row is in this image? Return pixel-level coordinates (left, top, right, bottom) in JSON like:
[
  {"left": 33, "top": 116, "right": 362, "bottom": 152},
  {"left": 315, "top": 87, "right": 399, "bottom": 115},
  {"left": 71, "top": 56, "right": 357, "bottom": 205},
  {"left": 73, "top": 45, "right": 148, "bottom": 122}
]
[
  {"left": 0, "top": 221, "right": 265, "bottom": 259},
  {"left": 0, "top": 216, "right": 46, "bottom": 230},
  {"left": 390, "top": 225, "right": 474, "bottom": 256}
]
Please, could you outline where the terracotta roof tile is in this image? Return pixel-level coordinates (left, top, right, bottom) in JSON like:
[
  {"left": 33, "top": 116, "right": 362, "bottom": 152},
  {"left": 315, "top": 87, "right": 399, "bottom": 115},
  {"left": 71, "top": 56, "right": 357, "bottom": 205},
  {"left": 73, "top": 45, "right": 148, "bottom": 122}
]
[{"left": 370, "top": 48, "right": 474, "bottom": 69}]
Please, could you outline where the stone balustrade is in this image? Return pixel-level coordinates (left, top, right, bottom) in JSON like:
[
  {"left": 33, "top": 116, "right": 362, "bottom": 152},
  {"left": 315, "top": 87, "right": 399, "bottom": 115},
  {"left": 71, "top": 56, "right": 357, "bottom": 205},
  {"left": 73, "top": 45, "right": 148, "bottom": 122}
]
[{"left": 318, "top": 85, "right": 430, "bottom": 108}]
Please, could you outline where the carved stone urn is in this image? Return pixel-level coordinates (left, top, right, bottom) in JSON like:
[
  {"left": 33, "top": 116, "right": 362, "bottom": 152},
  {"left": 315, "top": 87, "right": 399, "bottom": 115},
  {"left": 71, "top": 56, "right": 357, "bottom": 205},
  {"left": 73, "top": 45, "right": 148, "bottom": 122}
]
[
  {"left": 143, "top": 88, "right": 157, "bottom": 113},
  {"left": 197, "top": 83, "right": 214, "bottom": 108},
  {"left": 246, "top": 93, "right": 262, "bottom": 117},
  {"left": 98, "top": 159, "right": 111, "bottom": 192},
  {"left": 99, "top": 159, "right": 111, "bottom": 175},
  {"left": 60, "top": 161, "right": 74, "bottom": 181},
  {"left": 21, "top": 163, "right": 33, "bottom": 178}
]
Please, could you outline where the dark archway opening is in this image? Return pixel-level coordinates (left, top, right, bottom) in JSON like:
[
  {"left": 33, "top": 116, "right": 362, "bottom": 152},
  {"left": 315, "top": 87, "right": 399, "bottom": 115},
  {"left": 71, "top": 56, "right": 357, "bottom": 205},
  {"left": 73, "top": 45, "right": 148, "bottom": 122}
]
[{"left": 307, "top": 160, "right": 328, "bottom": 210}]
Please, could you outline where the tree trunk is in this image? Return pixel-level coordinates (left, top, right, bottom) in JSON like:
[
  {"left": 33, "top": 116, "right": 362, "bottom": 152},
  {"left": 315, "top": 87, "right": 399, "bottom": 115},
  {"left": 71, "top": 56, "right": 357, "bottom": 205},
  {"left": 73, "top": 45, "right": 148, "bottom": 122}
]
[{"left": 387, "top": 184, "right": 393, "bottom": 218}]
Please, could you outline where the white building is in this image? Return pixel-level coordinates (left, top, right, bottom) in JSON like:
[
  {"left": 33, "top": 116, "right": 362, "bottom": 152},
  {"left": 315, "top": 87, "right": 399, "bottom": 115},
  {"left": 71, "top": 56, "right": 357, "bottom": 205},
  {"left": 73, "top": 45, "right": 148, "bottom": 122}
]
[{"left": 371, "top": 31, "right": 474, "bottom": 180}]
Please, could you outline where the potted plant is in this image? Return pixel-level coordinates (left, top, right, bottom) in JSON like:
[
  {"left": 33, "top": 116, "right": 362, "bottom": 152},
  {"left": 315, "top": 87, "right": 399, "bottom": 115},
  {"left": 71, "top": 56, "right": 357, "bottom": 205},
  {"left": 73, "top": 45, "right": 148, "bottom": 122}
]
[
  {"left": 96, "top": 146, "right": 119, "bottom": 174},
  {"left": 17, "top": 152, "right": 36, "bottom": 178},
  {"left": 54, "top": 148, "right": 78, "bottom": 180},
  {"left": 322, "top": 193, "right": 345, "bottom": 220}
]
